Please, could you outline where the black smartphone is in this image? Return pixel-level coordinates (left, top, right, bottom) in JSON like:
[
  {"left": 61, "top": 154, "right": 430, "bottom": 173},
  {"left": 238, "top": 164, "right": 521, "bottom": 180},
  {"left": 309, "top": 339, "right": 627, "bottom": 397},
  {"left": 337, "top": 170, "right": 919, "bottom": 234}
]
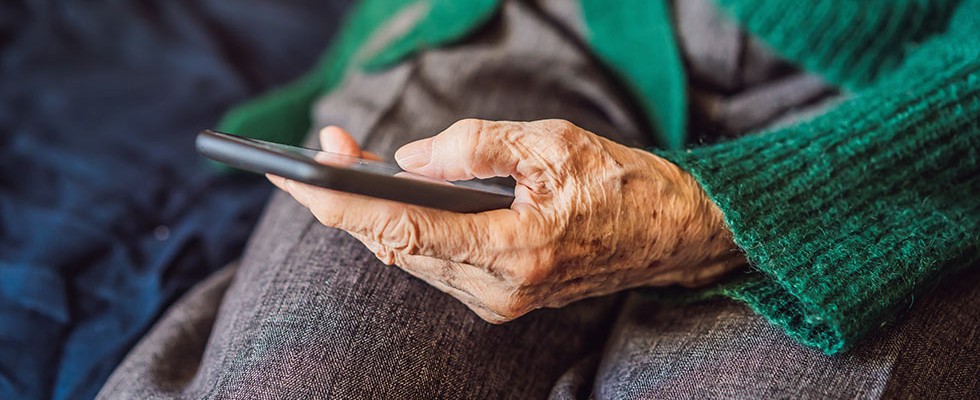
[{"left": 196, "top": 130, "right": 515, "bottom": 213}]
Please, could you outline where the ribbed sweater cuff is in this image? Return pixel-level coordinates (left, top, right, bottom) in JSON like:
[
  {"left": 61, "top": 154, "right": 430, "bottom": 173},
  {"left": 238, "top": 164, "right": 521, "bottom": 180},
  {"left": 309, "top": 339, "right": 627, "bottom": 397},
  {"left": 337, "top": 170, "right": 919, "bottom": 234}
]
[{"left": 659, "top": 50, "right": 980, "bottom": 354}]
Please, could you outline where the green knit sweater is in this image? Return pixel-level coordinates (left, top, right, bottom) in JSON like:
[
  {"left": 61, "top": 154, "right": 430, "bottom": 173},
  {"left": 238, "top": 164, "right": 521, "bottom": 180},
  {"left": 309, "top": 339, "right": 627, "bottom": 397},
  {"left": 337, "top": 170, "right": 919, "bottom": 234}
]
[{"left": 217, "top": 0, "right": 980, "bottom": 355}]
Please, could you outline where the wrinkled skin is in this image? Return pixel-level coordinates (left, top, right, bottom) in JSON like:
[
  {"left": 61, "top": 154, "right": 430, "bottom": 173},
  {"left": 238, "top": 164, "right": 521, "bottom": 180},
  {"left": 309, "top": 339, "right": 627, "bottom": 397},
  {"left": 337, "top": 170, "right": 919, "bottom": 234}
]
[{"left": 269, "top": 119, "right": 745, "bottom": 323}]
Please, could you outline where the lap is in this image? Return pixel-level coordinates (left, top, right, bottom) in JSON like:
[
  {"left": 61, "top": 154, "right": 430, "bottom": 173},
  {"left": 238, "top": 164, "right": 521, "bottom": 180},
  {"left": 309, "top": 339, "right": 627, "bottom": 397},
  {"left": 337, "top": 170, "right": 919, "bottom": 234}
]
[{"left": 210, "top": 196, "right": 625, "bottom": 398}]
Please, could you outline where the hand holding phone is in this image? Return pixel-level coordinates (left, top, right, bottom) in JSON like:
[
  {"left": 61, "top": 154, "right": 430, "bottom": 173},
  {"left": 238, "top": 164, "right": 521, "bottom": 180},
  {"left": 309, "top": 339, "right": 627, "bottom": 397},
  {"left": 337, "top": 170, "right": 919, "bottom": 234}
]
[{"left": 256, "top": 119, "right": 741, "bottom": 326}]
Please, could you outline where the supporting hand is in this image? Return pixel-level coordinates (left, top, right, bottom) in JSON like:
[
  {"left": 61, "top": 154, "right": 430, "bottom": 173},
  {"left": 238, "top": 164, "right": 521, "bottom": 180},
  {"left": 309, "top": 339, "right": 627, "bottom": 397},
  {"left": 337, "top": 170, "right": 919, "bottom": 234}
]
[{"left": 270, "top": 120, "right": 744, "bottom": 323}]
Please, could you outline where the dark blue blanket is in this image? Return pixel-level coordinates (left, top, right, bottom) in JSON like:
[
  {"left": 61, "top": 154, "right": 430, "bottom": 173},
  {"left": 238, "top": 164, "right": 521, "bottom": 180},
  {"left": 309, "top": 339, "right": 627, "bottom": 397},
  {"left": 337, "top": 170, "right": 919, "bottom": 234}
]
[{"left": 0, "top": 1, "right": 351, "bottom": 398}]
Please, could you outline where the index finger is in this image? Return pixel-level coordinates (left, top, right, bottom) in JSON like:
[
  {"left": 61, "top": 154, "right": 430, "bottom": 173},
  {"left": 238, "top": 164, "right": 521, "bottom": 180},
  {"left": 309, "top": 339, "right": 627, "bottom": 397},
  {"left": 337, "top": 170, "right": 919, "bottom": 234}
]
[{"left": 269, "top": 174, "right": 526, "bottom": 273}]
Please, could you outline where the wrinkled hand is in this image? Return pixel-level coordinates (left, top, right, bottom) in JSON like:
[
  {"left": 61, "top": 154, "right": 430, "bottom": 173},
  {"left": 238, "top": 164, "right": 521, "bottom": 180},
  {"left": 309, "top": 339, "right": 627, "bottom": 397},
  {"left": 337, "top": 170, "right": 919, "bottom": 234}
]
[{"left": 269, "top": 120, "right": 744, "bottom": 323}]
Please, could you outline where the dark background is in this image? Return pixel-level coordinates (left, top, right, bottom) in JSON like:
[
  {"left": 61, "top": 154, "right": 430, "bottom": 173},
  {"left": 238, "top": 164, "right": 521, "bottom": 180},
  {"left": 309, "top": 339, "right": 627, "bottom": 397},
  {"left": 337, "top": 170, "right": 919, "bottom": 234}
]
[{"left": 0, "top": 1, "right": 353, "bottom": 398}]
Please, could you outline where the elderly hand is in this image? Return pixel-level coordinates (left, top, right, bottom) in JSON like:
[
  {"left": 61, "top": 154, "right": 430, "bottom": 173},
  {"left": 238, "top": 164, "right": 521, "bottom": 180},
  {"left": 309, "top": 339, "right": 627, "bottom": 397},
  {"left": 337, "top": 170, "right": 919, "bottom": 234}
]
[{"left": 268, "top": 120, "right": 744, "bottom": 323}]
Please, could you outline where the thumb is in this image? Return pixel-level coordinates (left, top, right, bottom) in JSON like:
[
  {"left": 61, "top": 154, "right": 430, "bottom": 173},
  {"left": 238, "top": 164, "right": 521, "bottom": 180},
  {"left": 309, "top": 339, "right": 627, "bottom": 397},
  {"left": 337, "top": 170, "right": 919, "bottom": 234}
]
[{"left": 394, "top": 119, "right": 536, "bottom": 182}]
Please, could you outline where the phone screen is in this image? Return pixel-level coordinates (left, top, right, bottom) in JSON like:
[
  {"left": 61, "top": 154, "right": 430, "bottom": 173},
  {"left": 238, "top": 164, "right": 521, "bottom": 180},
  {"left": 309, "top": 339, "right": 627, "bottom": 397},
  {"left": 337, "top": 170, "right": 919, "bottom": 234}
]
[{"left": 236, "top": 135, "right": 514, "bottom": 197}]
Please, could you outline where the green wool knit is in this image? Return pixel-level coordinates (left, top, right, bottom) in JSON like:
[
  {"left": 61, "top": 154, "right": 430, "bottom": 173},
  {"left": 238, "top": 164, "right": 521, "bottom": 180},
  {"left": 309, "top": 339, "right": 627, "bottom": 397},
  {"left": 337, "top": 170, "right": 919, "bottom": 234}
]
[
  {"left": 215, "top": 0, "right": 980, "bottom": 354},
  {"left": 662, "top": 0, "right": 980, "bottom": 353}
]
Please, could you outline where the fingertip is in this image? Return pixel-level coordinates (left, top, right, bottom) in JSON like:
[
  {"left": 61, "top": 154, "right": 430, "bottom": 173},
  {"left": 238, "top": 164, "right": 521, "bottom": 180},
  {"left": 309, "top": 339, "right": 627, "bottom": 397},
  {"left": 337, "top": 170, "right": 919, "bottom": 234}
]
[
  {"left": 266, "top": 172, "right": 298, "bottom": 191},
  {"left": 320, "top": 125, "right": 346, "bottom": 139},
  {"left": 394, "top": 138, "right": 433, "bottom": 171},
  {"left": 279, "top": 177, "right": 315, "bottom": 207},
  {"left": 266, "top": 173, "right": 288, "bottom": 190},
  {"left": 319, "top": 125, "right": 362, "bottom": 156},
  {"left": 267, "top": 174, "right": 311, "bottom": 207}
]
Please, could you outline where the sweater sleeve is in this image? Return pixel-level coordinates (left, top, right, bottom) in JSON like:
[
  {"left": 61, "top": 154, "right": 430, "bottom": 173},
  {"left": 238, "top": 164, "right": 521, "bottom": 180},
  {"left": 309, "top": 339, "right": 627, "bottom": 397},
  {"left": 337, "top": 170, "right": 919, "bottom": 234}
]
[
  {"left": 714, "top": 0, "right": 962, "bottom": 89},
  {"left": 660, "top": 0, "right": 980, "bottom": 354}
]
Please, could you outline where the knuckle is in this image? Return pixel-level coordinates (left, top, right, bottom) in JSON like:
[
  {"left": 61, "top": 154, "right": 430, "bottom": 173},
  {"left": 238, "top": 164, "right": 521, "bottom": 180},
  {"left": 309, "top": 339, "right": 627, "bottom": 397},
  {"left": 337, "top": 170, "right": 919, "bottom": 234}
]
[
  {"left": 539, "top": 119, "right": 578, "bottom": 140},
  {"left": 450, "top": 119, "right": 487, "bottom": 170},
  {"left": 372, "top": 245, "right": 397, "bottom": 265},
  {"left": 378, "top": 209, "right": 424, "bottom": 255},
  {"left": 544, "top": 118, "right": 594, "bottom": 146},
  {"left": 451, "top": 118, "right": 485, "bottom": 138},
  {"left": 530, "top": 120, "right": 581, "bottom": 164},
  {"left": 540, "top": 118, "right": 574, "bottom": 132}
]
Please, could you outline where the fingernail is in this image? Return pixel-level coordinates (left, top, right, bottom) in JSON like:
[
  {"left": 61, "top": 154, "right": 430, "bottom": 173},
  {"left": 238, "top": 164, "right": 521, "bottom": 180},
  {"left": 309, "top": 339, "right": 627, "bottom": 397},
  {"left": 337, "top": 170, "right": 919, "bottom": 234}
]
[{"left": 395, "top": 138, "right": 432, "bottom": 170}]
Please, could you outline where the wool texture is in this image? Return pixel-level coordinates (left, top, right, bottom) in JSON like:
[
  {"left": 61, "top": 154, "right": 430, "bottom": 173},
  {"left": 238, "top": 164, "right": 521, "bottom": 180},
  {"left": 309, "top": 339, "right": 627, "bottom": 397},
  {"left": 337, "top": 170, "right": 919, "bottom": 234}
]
[{"left": 662, "top": 0, "right": 980, "bottom": 353}]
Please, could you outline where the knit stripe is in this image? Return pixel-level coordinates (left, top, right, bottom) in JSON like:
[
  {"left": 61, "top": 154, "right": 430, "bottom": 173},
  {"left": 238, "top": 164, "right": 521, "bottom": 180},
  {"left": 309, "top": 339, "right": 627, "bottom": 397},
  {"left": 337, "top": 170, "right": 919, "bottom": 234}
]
[
  {"left": 730, "top": 58, "right": 979, "bottom": 196},
  {"left": 754, "top": 82, "right": 980, "bottom": 225}
]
